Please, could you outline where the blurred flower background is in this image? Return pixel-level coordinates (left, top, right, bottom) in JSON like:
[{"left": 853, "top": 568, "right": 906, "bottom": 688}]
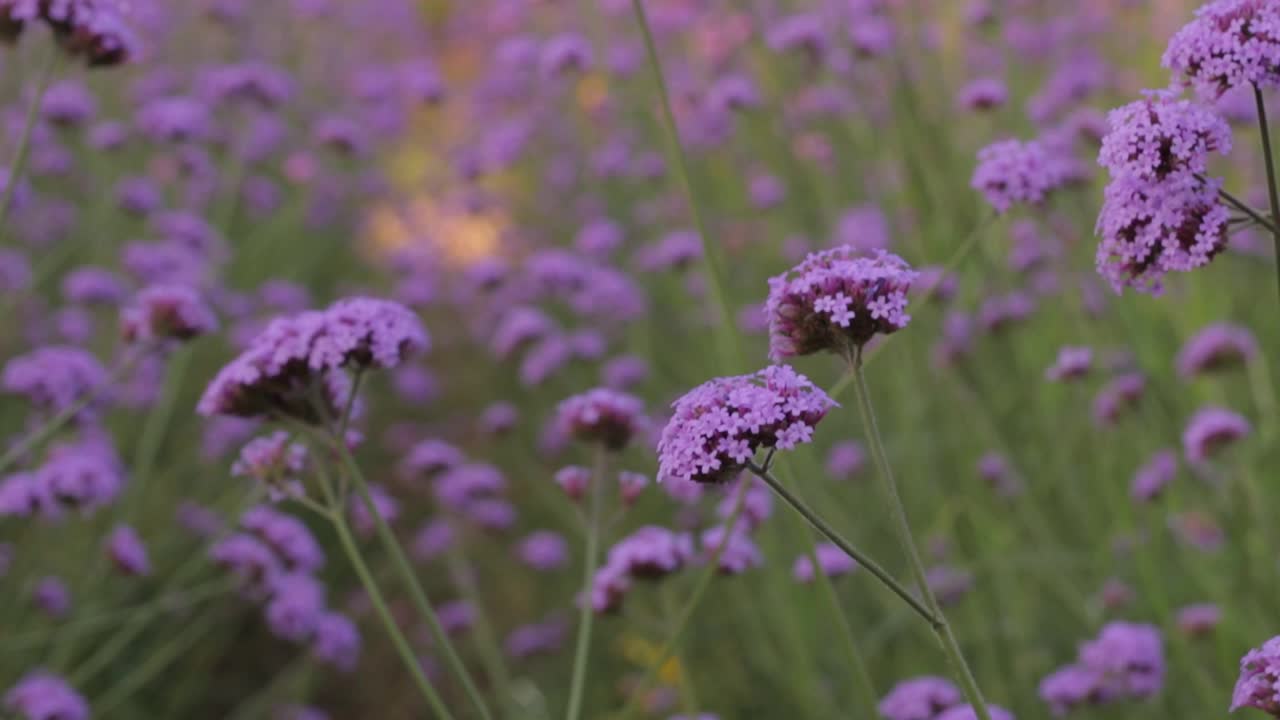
[{"left": 2, "top": 0, "right": 1280, "bottom": 719}]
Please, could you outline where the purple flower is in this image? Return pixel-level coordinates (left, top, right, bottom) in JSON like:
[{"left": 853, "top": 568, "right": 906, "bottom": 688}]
[
  {"left": 348, "top": 483, "right": 399, "bottom": 537},
  {"left": 540, "top": 33, "right": 592, "bottom": 77},
  {"left": 1164, "top": 0, "right": 1280, "bottom": 98},
  {"left": 518, "top": 530, "right": 569, "bottom": 571},
  {"left": 233, "top": 432, "right": 307, "bottom": 502},
  {"left": 1177, "top": 323, "right": 1259, "bottom": 377},
  {"left": 658, "top": 365, "right": 835, "bottom": 484},
  {"left": 554, "top": 465, "right": 590, "bottom": 501},
  {"left": 137, "top": 96, "right": 213, "bottom": 143},
  {"left": 41, "top": 80, "right": 96, "bottom": 126},
  {"left": 411, "top": 518, "right": 454, "bottom": 562},
  {"left": 399, "top": 439, "right": 465, "bottom": 481},
  {"left": 826, "top": 441, "right": 866, "bottom": 480},
  {"left": 767, "top": 13, "right": 827, "bottom": 61},
  {"left": 1078, "top": 622, "right": 1166, "bottom": 699},
  {"left": 105, "top": 525, "right": 150, "bottom": 576},
  {"left": 1099, "top": 94, "right": 1232, "bottom": 184},
  {"left": 36, "top": 435, "right": 126, "bottom": 514},
  {"left": 971, "top": 138, "right": 1065, "bottom": 213},
  {"left": 4, "top": 671, "right": 89, "bottom": 720},
  {"left": 122, "top": 284, "right": 218, "bottom": 344},
  {"left": 211, "top": 533, "right": 282, "bottom": 594},
  {"left": 1183, "top": 406, "right": 1251, "bottom": 463},
  {"left": 312, "top": 611, "right": 361, "bottom": 671},
  {"left": 766, "top": 248, "right": 918, "bottom": 360},
  {"left": 33, "top": 576, "right": 70, "bottom": 617},
  {"left": 958, "top": 77, "right": 1007, "bottom": 111},
  {"left": 1177, "top": 603, "right": 1221, "bottom": 636},
  {"left": 491, "top": 307, "right": 555, "bottom": 359},
  {"left": 1039, "top": 664, "right": 1111, "bottom": 716},
  {"left": 505, "top": 617, "right": 566, "bottom": 659},
  {"left": 1130, "top": 449, "right": 1178, "bottom": 502},
  {"left": 700, "top": 526, "right": 762, "bottom": 575},
  {"left": 1045, "top": 346, "right": 1093, "bottom": 382},
  {"left": 2, "top": 345, "right": 107, "bottom": 418},
  {"left": 575, "top": 218, "right": 624, "bottom": 256},
  {"left": 554, "top": 388, "right": 645, "bottom": 451},
  {"left": 792, "top": 542, "right": 857, "bottom": 583},
  {"left": 1095, "top": 172, "right": 1229, "bottom": 294},
  {"left": 601, "top": 355, "right": 648, "bottom": 390},
  {"left": 878, "top": 676, "right": 963, "bottom": 720},
  {"left": 265, "top": 573, "right": 326, "bottom": 642},
  {"left": 242, "top": 505, "right": 325, "bottom": 573},
  {"left": 936, "top": 705, "right": 1014, "bottom": 720},
  {"left": 927, "top": 565, "right": 974, "bottom": 607},
  {"left": 1093, "top": 372, "right": 1146, "bottom": 426},
  {"left": 1234, "top": 635, "right": 1280, "bottom": 714}
]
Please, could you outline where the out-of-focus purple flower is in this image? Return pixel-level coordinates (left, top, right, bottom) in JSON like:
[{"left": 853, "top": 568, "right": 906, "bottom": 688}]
[
  {"left": 1077, "top": 622, "right": 1165, "bottom": 699},
  {"left": 1093, "top": 373, "right": 1146, "bottom": 426},
  {"left": 0, "top": 249, "right": 30, "bottom": 293},
  {"left": 4, "top": 671, "right": 89, "bottom": 720},
  {"left": 1177, "top": 603, "right": 1221, "bottom": 637},
  {"left": 575, "top": 218, "right": 624, "bottom": 257},
  {"left": 1164, "top": 0, "right": 1280, "bottom": 98},
  {"left": 313, "top": 115, "right": 368, "bottom": 156},
  {"left": 601, "top": 355, "right": 648, "bottom": 390},
  {"left": 312, "top": 610, "right": 360, "bottom": 671},
  {"left": 540, "top": 33, "right": 592, "bottom": 77},
  {"left": 658, "top": 365, "right": 834, "bottom": 484},
  {"left": 971, "top": 138, "right": 1066, "bottom": 213},
  {"left": 878, "top": 676, "right": 963, "bottom": 720},
  {"left": 35, "top": 435, "right": 125, "bottom": 514},
  {"left": 411, "top": 518, "right": 454, "bottom": 562},
  {"left": 958, "top": 77, "right": 1007, "bottom": 111},
  {"left": 700, "top": 526, "right": 762, "bottom": 575},
  {"left": 491, "top": 307, "right": 555, "bottom": 359},
  {"left": 936, "top": 706, "right": 1014, "bottom": 720},
  {"left": 749, "top": 173, "right": 785, "bottom": 210},
  {"left": 832, "top": 205, "right": 891, "bottom": 253},
  {"left": 41, "top": 80, "right": 96, "bottom": 126},
  {"left": 1045, "top": 346, "right": 1092, "bottom": 382},
  {"left": 437, "top": 599, "right": 476, "bottom": 635},
  {"left": 105, "top": 525, "right": 150, "bottom": 577},
  {"left": 242, "top": 506, "right": 325, "bottom": 573},
  {"left": 2, "top": 346, "right": 107, "bottom": 419},
  {"left": 1177, "top": 323, "right": 1259, "bottom": 377},
  {"left": 400, "top": 439, "right": 464, "bottom": 482},
  {"left": 637, "top": 230, "right": 702, "bottom": 272},
  {"left": 60, "top": 267, "right": 125, "bottom": 307},
  {"left": 34, "top": 576, "right": 70, "bottom": 617},
  {"left": 137, "top": 96, "right": 213, "bottom": 143},
  {"left": 707, "top": 73, "right": 761, "bottom": 113},
  {"left": 348, "top": 483, "right": 399, "bottom": 537},
  {"left": 767, "top": 248, "right": 917, "bottom": 360},
  {"left": 212, "top": 533, "right": 282, "bottom": 594},
  {"left": 1233, "top": 635, "right": 1280, "bottom": 714},
  {"left": 767, "top": 13, "right": 827, "bottom": 62},
  {"left": 1183, "top": 406, "right": 1251, "bottom": 463},
  {"left": 554, "top": 465, "right": 590, "bottom": 501},
  {"left": 792, "top": 543, "right": 857, "bottom": 583},
  {"left": 233, "top": 432, "right": 307, "bottom": 502},
  {"left": 825, "top": 441, "right": 866, "bottom": 480},
  {"left": 554, "top": 388, "right": 645, "bottom": 451},
  {"left": 518, "top": 530, "right": 568, "bottom": 571},
  {"left": 505, "top": 617, "right": 567, "bottom": 659},
  {"left": 590, "top": 526, "right": 693, "bottom": 613},
  {"left": 122, "top": 284, "right": 218, "bottom": 344},
  {"left": 479, "top": 402, "right": 519, "bottom": 436},
  {"left": 927, "top": 565, "right": 974, "bottom": 607},
  {"left": 619, "top": 470, "right": 648, "bottom": 505},
  {"left": 1130, "top": 449, "right": 1177, "bottom": 502},
  {"left": 265, "top": 573, "right": 326, "bottom": 642}
]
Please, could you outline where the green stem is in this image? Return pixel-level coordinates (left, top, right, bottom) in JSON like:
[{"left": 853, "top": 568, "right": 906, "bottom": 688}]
[
  {"left": 850, "top": 348, "right": 992, "bottom": 720},
  {"left": 127, "top": 347, "right": 192, "bottom": 513},
  {"left": 1216, "top": 184, "right": 1276, "bottom": 234},
  {"left": 329, "top": 510, "right": 455, "bottom": 719},
  {"left": 334, "top": 437, "right": 493, "bottom": 720},
  {"left": 630, "top": 0, "right": 741, "bottom": 371},
  {"left": 445, "top": 536, "right": 515, "bottom": 713},
  {"left": 0, "top": 43, "right": 60, "bottom": 241},
  {"left": 565, "top": 446, "right": 607, "bottom": 720},
  {"left": 94, "top": 611, "right": 223, "bottom": 716},
  {"left": 1254, "top": 84, "right": 1280, "bottom": 308}
]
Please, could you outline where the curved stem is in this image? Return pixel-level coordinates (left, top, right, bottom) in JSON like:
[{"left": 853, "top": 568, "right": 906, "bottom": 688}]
[
  {"left": 851, "top": 348, "right": 992, "bottom": 720},
  {"left": 565, "top": 446, "right": 607, "bottom": 720},
  {"left": 334, "top": 438, "right": 493, "bottom": 720},
  {"left": 0, "top": 43, "right": 60, "bottom": 241},
  {"left": 329, "top": 511, "right": 455, "bottom": 719}
]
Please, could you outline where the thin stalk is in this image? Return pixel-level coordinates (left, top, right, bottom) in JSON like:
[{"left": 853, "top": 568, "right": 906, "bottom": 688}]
[
  {"left": 445, "top": 538, "right": 515, "bottom": 713},
  {"left": 334, "top": 438, "right": 493, "bottom": 720},
  {"left": 1216, "top": 184, "right": 1277, "bottom": 234},
  {"left": 1255, "top": 84, "right": 1280, "bottom": 306},
  {"left": 746, "top": 464, "right": 937, "bottom": 626},
  {"left": 126, "top": 347, "right": 192, "bottom": 513},
  {"left": 565, "top": 446, "right": 607, "bottom": 720},
  {"left": 630, "top": 0, "right": 741, "bottom": 371},
  {"left": 850, "top": 347, "right": 992, "bottom": 720},
  {"left": 0, "top": 43, "right": 60, "bottom": 241},
  {"left": 328, "top": 510, "right": 455, "bottom": 719},
  {"left": 94, "top": 611, "right": 222, "bottom": 715}
]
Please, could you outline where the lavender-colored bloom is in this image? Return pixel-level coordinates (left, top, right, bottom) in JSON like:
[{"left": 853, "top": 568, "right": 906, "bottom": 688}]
[
  {"left": 4, "top": 671, "right": 89, "bottom": 720},
  {"left": 540, "top": 33, "right": 592, "bottom": 77},
  {"left": 637, "top": 230, "right": 702, "bottom": 272},
  {"left": 36, "top": 435, "right": 125, "bottom": 513},
  {"left": 749, "top": 173, "right": 785, "bottom": 209},
  {"left": 211, "top": 533, "right": 282, "bottom": 593},
  {"left": 618, "top": 470, "right": 648, "bottom": 505},
  {"left": 1040, "top": 664, "right": 1110, "bottom": 716},
  {"left": 707, "top": 73, "right": 761, "bottom": 113},
  {"left": 41, "top": 81, "right": 95, "bottom": 126},
  {"left": 1095, "top": 174, "right": 1229, "bottom": 293},
  {"left": 766, "top": 248, "right": 917, "bottom": 360},
  {"left": 1099, "top": 94, "right": 1232, "bottom": 183},
  {"left": 122, "top": 284, "right": 218, "bottom": 343},
  {"left": 1233, "top": 636, "right": 1280, "bottom": 714},
  {"left": 491, "top": 307, "right": 554, "bottom": 359},
  {"left": 313, "top": 115, "right": 368, "bottom": 156},
  {"left": 2, "top": 346, "right": 106, "bottom": 418},
  {"left": 700, "top": 526, "right": 762, "bottom": 575},
  {"left": 1183, "top": 406, "right": 1251, "bottom": 463},
  {"left": 478, "top": 402, "right": 518, "bottom": 436},
  {"left": 716, "top": 479, "right": 773, "bottom": 530},
  {"left": 1177, "top": 323, "right": 1259, "bottom": 377},
  {"left": 767, "top": 13, "right": 828, "bottom": 61},
  {"left": 505, "top": 617, "right": 567, "bottom": 659},
  {"left": 793, "top": 543, "right": 857, "bottom": 583},
  {"left": 1093, "top": 373, "right": 1146, "bottom": 426},
  {"left": 1177, "top": 603, "right": 1221, "bottom": 636},
  {"left": 958, "top": 77, "right": 1007, "bottom": 111},
  {"left": 412, "top": 518, "right": 455, "bottom": 562},
  {"left": 348, "top": 483, "right": 399, "bottom": 537},
  {"left": 878, "top": 676, "right": 963, "bottom": 720},
  {"left": 438, "top": 599, "right": 476, "bottom": 635},
  {"left": 435, "top": 463, "right": 506, "bottom": 510},
  {"left": 602, "top": 355, "right": 648, "bottom": 390},
  {"left": 265, "top": 572, "right": 326, "bottom": 642},
  {"left": 1164, "top": 0, "right": 1280, "bottom": 98},
  {"left": 0, "top": 249, "right": 30, "bottom": 292},
  {"left": 34, "top": 576, "right": 70, "bottom": 617},
  {"left": 1045, "top": 346, "right": 1092, "bottom": 382},
  {"left": 591, "top": 526, "right": 693, "bottom": 612},
  {"left": 400, "top": 439, "right": 465, "bottom": 482},
  {"left": 1131, "top": 449, "right": 1177, "bottom": 502},
  {"left": 575, "top": 218, "right": 624, "bottom": 256},
  {"left": 115, "top": 176, "right": 163, "bottom": 216},
  {"left": 105, "top": 525, "right": 150, "bottom": 576},
  {"left": 137, "top": 96, "right": 213, "bottom": 143},
  {"left": 936, "top": 705, "right": 1014, "bottom": 720},
  {"left": 554, "top": 388, "right": 645, "bottom": 451},
  {"left": 658, "top": 365, "right": 835, "bottom": 484},
  {"left": 233, "top": 432, "right": 307, "bottom": 502},
  {"left": 312, "top": 611, "right": 360, "bottom": 671},
  {"left": 826, "top": 441, "right": 866, "bottom": 480},
  {"left": 518, "top": 530, "right": 569, "bottom": 571},
  {"left": 1079, "top": 622, "right": 1165, "bottom": 698},
  {"left": 242, "top": 506, "right": 325, "bottom": 573},
  {"left": 927, "top": 565, "right": 974, "bottom": 606},
  {"left": 971, "top": 139, "right": 1065, "bottom": 213},
  {"left": 554, "top": 465, "right": 591, "bottom": 501}
]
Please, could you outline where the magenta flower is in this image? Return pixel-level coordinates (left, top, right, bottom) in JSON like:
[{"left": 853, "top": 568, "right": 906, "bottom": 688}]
[
  {"left": 971, "top": 138, "right": 1065, "bottom": 213},
  {"left": 554, "top": 388, "right": 645, "bottom": 451},
  {"left": 1164, "top": 0, "right": 1280, "bottom": 98},
  {"left": 700, "top": 527, "right": 762, "bottom": 575},
  {"left": 4, "top": 671, "right": 89, "bottom": 720},
  {"left": 766, "top": 248, "right": 918, "bottom": 360},
  {"left": 1176, "top": 603, "right": 1222, "bottom": 636},
  {"left": 826, "top": 441, "right": 866, "bottom": 480},
  {"left": 1044, "top": 346, "right": 1093, "bottom": 382},
  {"left": 312, "top": 610, "right": 360, "bottom": 671},
  {"left": 1039, "top": 664, "right": 1111, "bottom": 716},
  {"left": 242, "top": 506, "right": 325, "bottom": 573},
  {"left": 1183, "top": 406, "right": 1251, "bottom": 463},
  {"left": 1177, "top": 323, "right": 1259, "bottom": 377},
  {"left": 1130, "top": 449, "right": 1178, "bottom": 502},
  {"left": 878, "top": 676, "right": 963, "bottom": 720},
  {"left": 1079, "top": 622, "right": 1166, "bottom": 698},
  {"left": 2, "top": 346, "right": 107, "bottom": 419},
  {"left": 122, "top": 284, "right": 218, "bottom": 343},
  {"left": 658, "top": 365, "right": 835, "bottom": 484},
  {"left": 958, "top": 77, "right": 1008, "bottom": 111},
  {"left": 1099, "top": 94, "right": 1232, "bottom": 183},
  {"left": 518, "top": 530, "right": 569, "bottom": 571},
  {"left": 1233, "top": 636, "right": 1280, "bottom": 715}
]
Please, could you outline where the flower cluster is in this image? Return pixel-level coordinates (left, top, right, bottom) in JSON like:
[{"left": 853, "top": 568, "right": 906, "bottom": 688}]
[
  {"left": 971, "top": 139, "right": 1066, "bottom": 213},
  {"left": 1038, "top": 622, "right": 1165, "bottom": 715},
  {"left": 0, "top": 0, "right": 138, "bottom": 67},
  {"left": 1183, "top": 406, "right": 1251, "bottom": 463},
  {"left": 553, "top": 388, "right": 646, "bottom": 451},
  {"left": 766, "top": 247, "right": 918, "bottom": 360},
  {"left": 878, "top": 676, "right": 963, "bottom": 720},
  {"left": 1164, "top": 0, "right": 1280, "bottom": 98},
  {"left": 232, "top": 432, "right": 308, "bottom": 502},
  {"left": 1232, "top": 635, "right": 1280, "bottom": 715},
  {"left": 2, "top": 346, "right": 107, "bottom": 419},
  {"left": 589, "top": 526, "right": 694, "bottom": 613},
  {"left": 121, "top": 283, "right": 218, "bottom": 344},
  {"left": 657, "top": 365, "right": 835, "bottom": 484},
  {"left": 1177, "top": 323, "right": 1258, "bottom": 377},
  {"left": 3, "top": 670, "right": 89, "bottom": 720},
  {"left": 1099, "top": 95, "right": 1232, "bottom": 183}
]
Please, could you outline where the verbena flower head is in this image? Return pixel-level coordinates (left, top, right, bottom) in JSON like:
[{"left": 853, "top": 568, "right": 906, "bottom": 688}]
[
  {"left": 971, "top": 138, "right": 1065, "bottom": 213},
  {"left": 766, "top": 248, "right": 918, "bottom": 361},
  {"left": 657, "top": 365, "right": 835, "bottom": 484},
  {"left": 198, "top": 297, "right": 425, "bottom": 422},
  {"left": 878, "top": 676, "right": 963, "bottom": 720},
  {"left": 4, "top": 670, "right": 89, "bottom": 720},
  {"left": 1234, "top": 637, "right": 1280, "bottom": 715},
  {"left": 553, "top": 388, "right": 645, "bottom": 451},
  {"left": 1099, "top": 93, "right": 1232, "bottom": 184},
  {"left": 2, "top": 345, "right": 106, "bottom": 418},
  {"left": 1177, "top": 603, "right": 1222, "bottom": 636},
  {"left": 105, "top": 524, "right": 150, "bottom": 576},
  {"left": 700, "top": 527, "right": 763, "bottom": 575},
  {"left": 312, "top": 611, "right": 360, "bottom": 671},
  {"left": 1183, "top": 406, "right": 1251, "bottom": 462},
  {"left": 1095, "top": 173, "right": 1229, "bottom": 293},
  {"left": 265, "top": 572, "right": 325, "bottom": 642},
  {"left": 826, "top": 441, "right": 866, "bottom": 480},
  {"left": 1131, "top": 449, "right": 1178, "bottom": 502},
  {"left": 792, "top": 543, "right": 857, "bottom": 583},
  {"left": 1078, "top": 621, "right": 1166, "bottom": 699},
  {"left": 241, "top": 506, "right": 325, "bottom": 573},
  {"left": 122, "top": 283, "right": 218, "bottom": 344},
  {"left": 1045, "top": 346, "right": 1093, "bottom": 382},
  {"left": 518, "top": 530, "right": 569, "bottom": 571},
  {"left": 1039, "top": 664, "right": 1112, "bottom": 716},
  {"left": 1177, "top": 323, "right": 1259, "bottom": 377},
  {"left": 233, "top": 432, "right": 307, "bottom": 502},
  {"left": 1164, "top": 0, "right": 1280, "bottom": 98},
  {"left": 589, "top": 526, "right": 694, "bottom": 613}
]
